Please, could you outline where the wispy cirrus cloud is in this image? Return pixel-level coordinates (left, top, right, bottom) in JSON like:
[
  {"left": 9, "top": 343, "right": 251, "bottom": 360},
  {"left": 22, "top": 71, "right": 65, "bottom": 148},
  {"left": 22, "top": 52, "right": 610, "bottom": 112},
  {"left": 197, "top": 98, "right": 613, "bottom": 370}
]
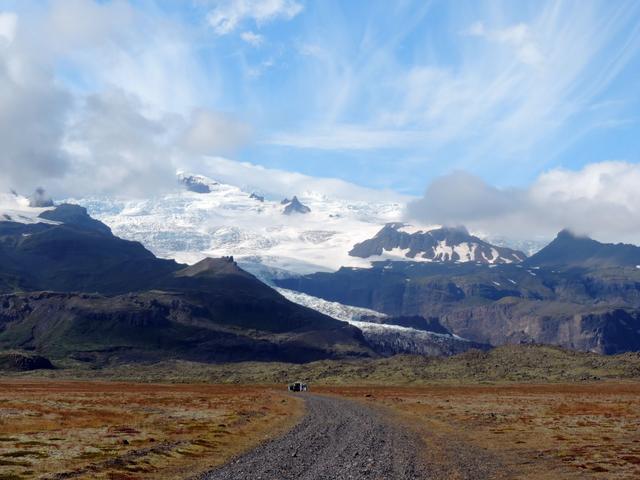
[
  {"left": 269, "top": 125, "right": 426, "bottom": 150},
  {"left": 464, "top": 21, "right": 543, "bottom": 67},
  {"left": 207, "top": 0, "right": 302, "bottom": 35},
  {"left": 268, "top": 0, "right": 640, "bottom": 175},
  {"left": 199, "top": 156, "right": 409, "bottom": 202},
  {"left": 2, "top": 0, "right": 640, "bottom": 209}
]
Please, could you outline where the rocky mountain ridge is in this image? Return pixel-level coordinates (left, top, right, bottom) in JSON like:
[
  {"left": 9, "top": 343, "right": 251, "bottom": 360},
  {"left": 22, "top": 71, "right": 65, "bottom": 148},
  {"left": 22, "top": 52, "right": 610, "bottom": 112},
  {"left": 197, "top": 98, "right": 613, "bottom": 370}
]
[
  {"left": 350, "top": 223, "right": 526, "bottom": 264},
  {"left": 277, "top": 230, "right": 640, "bottom": 354}
]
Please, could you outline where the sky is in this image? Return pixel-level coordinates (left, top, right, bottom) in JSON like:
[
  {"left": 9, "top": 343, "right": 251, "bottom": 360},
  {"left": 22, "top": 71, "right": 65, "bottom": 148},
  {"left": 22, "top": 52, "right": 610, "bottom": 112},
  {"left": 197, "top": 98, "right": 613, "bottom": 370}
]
[{"left": 1, "top": 0, "right": 640, "bottom": 241}]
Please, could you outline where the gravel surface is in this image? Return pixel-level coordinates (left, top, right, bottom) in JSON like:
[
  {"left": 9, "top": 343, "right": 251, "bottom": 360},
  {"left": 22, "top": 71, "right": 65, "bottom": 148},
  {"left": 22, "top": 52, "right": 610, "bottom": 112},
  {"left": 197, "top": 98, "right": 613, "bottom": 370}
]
[{"left": 197, "top": 394, "right": 429, "bottom": 480}]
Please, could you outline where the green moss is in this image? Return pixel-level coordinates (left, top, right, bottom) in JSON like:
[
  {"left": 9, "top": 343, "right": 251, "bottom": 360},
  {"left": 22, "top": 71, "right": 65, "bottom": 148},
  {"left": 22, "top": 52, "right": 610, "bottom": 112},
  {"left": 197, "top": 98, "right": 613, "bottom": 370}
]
[{"left": 4, "top": 344, "right": 640, "bottom": 384}]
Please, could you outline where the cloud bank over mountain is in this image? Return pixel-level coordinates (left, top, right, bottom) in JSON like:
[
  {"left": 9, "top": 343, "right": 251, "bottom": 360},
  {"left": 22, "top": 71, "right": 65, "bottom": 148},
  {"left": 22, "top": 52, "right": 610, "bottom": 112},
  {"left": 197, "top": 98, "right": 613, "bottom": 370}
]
[
  {"left": 0, "top": 0, "right": 251, "bottom": 198},
  {"left": 1, "top": 0, "right": 640, "bottom": 244},
  {"left": 199, "top": 156, "right": 408, "bottom": 202},
  {"left": 406, "top": 161, "right": 640, "bottom": 243}
]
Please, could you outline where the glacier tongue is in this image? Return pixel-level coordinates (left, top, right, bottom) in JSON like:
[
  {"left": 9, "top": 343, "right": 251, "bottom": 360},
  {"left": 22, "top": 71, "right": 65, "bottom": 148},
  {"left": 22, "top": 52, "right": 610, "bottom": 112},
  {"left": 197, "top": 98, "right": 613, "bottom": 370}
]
[
  {"left": 275, "top": 287, "right": 388, "bottom": 323},
  {"left": 275, "top": 286, "right": 481, "bottom": 357}
]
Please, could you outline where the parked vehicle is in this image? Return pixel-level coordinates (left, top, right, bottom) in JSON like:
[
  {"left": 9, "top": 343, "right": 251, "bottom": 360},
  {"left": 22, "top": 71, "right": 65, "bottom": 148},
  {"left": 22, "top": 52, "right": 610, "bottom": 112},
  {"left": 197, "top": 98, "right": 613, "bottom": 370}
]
[{"left": 288, "top": 381, "right": 308, "bottom": 392}]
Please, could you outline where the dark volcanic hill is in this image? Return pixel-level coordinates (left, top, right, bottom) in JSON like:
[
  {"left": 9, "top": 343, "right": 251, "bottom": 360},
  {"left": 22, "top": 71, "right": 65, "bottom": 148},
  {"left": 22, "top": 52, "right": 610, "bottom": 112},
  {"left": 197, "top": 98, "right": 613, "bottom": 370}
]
[
  {"left": 0, "top": 204, "right": 179, "bottom": 294},
  {"left": 526, "top": 229, "right": 640, "bottom": 269},
  {"left": 350, "top": 224, "right": 526, "bottom": 264},
  {"left": 0, "top": 204, "right": 373, "bottom": 364}
]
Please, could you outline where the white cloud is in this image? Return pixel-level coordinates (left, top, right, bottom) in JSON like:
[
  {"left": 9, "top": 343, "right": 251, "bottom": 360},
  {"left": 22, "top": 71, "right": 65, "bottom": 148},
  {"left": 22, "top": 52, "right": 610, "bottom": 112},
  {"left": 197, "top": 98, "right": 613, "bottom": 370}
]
[
  {"left": 246, "top": 57, "right": 275, "bottom": 77},
  {"left": 406, "top": 161, "right": 640, "bottom": 244},
  {"left": 269, "top": 125, "right": 426, "bottom": 150},
  {"left": 207, "top": 0, "right": 302, "bottom": 35},
  {"left": 183, "top": 109, "right": 252, "bottom": 154},
  {"left": 199, "top": 156, "right": 409, "bottom": 202},
  {"left": 49, "top": 0, "right": 214, "bottom": 116},
  {"left": 466, "top": 21, "right": 544, "bottom": 67},
  {"left": 60, "top": 89, "right": 178, "bottom": 197},
  {"left": 45, "top": 0, "right": 134, "bottom": 50},
  {"left": 240, "top": 30, "right": 264, "bottom": 46},
  {"left": 0, "top": 12, "right": 17, "bottom": 43},
  {"left": 0, "top": 8, "right": 72, "bottom": 195},
  {"left": 0, "top": 1, "right": 250, "bottom": 197}
]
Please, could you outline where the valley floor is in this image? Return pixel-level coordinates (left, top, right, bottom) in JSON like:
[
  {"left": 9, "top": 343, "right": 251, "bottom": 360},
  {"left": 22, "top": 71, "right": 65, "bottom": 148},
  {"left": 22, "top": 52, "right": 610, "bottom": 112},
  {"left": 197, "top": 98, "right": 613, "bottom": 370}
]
[
  {"left": 318, "top": 383, "right": 640, "bottom": 479},
  {"left": 0, "top": 381, "right": 302, "bottom": 480},
  {"left": 1, "top": 380, "right": 639, "bottom": 479}
]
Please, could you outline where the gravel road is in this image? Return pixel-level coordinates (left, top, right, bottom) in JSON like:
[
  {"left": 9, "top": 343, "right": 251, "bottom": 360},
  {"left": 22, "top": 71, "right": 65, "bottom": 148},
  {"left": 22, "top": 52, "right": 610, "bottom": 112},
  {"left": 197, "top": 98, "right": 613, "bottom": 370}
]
[{"left": 197, "top": 394, "right": 429, "bottom": 480}]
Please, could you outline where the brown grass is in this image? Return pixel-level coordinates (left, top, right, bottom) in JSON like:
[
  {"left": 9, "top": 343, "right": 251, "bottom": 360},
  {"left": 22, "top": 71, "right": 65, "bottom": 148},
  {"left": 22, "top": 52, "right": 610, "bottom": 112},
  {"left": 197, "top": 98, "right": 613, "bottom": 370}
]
[
  {"left": 3, "top": 379, "right": 639, "bottom": 479},
  {"left": 0, "top": 380, "right": 302, "bottom": 480},
  {"left": 318, "top": 383, "right": 640, "bottom": 480}
]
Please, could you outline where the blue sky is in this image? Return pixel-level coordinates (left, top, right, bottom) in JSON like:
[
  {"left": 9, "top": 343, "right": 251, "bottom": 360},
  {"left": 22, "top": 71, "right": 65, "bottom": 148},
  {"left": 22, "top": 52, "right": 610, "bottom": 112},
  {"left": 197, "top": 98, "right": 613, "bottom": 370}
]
[
  {"left": 1, "top": 0, "right": 640, "bottom": 199},
  {"left": 152, "top": 0, "right": 640, "bottom": 194}
]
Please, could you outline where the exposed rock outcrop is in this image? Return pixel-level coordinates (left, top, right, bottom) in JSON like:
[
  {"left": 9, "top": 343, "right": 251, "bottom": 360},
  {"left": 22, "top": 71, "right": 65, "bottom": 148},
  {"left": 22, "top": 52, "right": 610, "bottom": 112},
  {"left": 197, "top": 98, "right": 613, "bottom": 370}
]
[
  {"left": 0, "top": 351, "right": 54, "bottom": 371},
  {"left": 282, "top": 196, "right": 311, "bottom": 215},
  {"left": 350, "top": 224, "right": 526, "bottom": 264}
]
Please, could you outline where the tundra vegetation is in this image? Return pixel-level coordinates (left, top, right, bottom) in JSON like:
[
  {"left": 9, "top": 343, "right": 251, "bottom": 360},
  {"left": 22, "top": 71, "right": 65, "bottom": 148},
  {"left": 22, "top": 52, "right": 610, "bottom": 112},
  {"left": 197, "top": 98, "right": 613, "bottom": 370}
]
[
  {"left": 0, "top": 382, "right": 302, "bottom": 480},
  {"left": 1, "top": 345, "right": 639, "bottom": 479}
]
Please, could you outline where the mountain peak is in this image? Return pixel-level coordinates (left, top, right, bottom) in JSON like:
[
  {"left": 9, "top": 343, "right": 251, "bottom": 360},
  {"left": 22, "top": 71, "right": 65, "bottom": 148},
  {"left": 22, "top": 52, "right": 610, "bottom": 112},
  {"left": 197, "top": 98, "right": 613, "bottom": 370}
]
[
  {"left": 282, "top": 196, "right": 311, "bottom": 215},
  {"left": 178, "top": 173, "right": 218, "bottom": 193},
  {"left": 350, "top": 224, "right": 526, "bottom": 264},
  {"left": 39, "top": 204, "right": 112, "bottom": 235},
  {"left": 528, "top": 230, "right": 640, "bottom": 268},
  {"left": 175, "top": 256, "right": 249, "bottom": 278},
  {"left": 556, "top": 228, "right": 588, "bottom": 240}
]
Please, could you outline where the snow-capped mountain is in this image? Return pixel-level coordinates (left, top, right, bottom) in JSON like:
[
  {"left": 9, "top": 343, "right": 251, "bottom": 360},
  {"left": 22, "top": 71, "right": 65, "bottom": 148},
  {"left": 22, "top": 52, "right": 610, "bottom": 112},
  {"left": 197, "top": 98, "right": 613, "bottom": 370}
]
[
  {"left": 73, "top": 172, "right": 406, "bottom": 275},
  {"left": 0, "top": 192, "right": 57, "bottom": 225},
  {"left": 72, "top": 173, "right": 532, "bottom": 276},
  {"left": 349, "top": 223, "right": 527, "bottom": 264}
]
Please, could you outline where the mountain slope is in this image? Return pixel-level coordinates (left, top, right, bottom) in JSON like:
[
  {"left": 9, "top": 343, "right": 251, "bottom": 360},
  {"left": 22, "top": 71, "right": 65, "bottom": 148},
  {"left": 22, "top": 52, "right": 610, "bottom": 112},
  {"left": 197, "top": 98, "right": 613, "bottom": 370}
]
[
  {"left": 350, "top": 224, "right": 526, "bottom": 264},
  {"left": 277, "top": 260, "right": 640, "bottom": 354},
  {"left": 275, "top": 287, "right": 487, "bottom": 356},
  {"left": 0, "top": 289, "right": 372, "bottom": 364},
  {"left": 0, "top": 201, "right": 374, "bottom": 363},
  {"left": 0, "top": 204, "right": 180, "bottom": 294},
  {"left": 527, "top": 229, "right": 640, "bottom": 269}
]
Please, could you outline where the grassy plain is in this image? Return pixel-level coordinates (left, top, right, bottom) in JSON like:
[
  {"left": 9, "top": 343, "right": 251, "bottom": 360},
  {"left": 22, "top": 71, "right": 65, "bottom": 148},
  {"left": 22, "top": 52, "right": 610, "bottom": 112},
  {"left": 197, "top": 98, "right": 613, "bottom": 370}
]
[
  {"left": 2, "top": 345, "right": 640, "bottom": 479},
  {"left": 320, "top": 383, "right": 640, "bottom": 480},
  {"left": 0, "top": 381, "right": 301, "bottom": 480}
]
